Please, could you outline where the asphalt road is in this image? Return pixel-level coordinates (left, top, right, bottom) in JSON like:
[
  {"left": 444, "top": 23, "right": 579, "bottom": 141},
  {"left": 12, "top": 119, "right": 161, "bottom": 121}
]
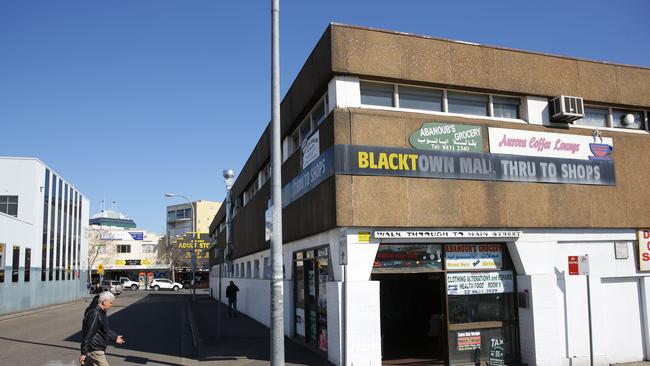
[{"left": 0, "top": 290, "right": 197, "bottom": 366}]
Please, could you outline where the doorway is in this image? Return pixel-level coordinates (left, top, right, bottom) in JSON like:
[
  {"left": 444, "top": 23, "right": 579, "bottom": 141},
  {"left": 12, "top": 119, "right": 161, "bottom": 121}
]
[{"left": 373, "top": 273, "right": 446, "bottom": 365}]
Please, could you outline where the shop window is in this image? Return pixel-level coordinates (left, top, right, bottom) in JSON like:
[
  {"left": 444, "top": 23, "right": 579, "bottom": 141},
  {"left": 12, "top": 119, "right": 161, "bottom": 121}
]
[
  {"left": 576, "top": 107, "right": 609, "bottom": 128},
  {"left": 263, "top": 257, "right": 270, "bottom": 279},
  {"left": 11, "top": 245, "right": 19, "bottom": 282},
  {"left": 449, "top": 326, "right": 517, "bottom": 365},
  {"left": 612, "top": 109, "right": 644, "bottom": 129},
  {"left": 492, "top": 96, "right": 520, "bottom": 119},
  {"left": 293, "top": 247, "right": 332, "bottom": 352},
  {"left": 254, "top": 259, "right": 260, "bottom": 279},
  {"left": 447, "top": 92, "right": 489, "bottom": 116},
  {"left": 0, "top": 195, "right": 18, "bottom": 217},
  {"left": 360, "top": 81, "right": 394, "bottom": 107},
  {"left": 399, "top": 85, "right": 443, "bottom": 112},
  {"left": 246, "top": 261, "right": 252, "bottom": 278},
  {"left": 24, "top": 248, "right": 31, "bottom": 282},
  {"left": 0, "top": 243, "right": 5, "bottom": 283},
  {"left": 447, "top": 292, "right": 516, "bottom": 324}
]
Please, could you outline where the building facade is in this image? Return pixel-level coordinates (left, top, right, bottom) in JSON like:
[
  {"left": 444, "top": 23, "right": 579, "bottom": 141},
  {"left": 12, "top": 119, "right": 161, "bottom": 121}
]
[
  {"left": 208, "top": 24, "right": 650, "bottom": 366},
  {"left": 166, "top": 200, "right": 220, "bottom": 285},
  {"left": 87, "top": 209, "right": 166, "bottom": 286},
  {"left": 0, "top": 157, "right": 90, "bottom": 315}
]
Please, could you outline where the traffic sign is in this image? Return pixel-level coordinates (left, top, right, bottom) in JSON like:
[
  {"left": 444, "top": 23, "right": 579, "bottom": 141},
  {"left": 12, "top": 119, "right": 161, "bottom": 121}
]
[{"left": 97, "top": 263, "right": 104, "bottom": 275}]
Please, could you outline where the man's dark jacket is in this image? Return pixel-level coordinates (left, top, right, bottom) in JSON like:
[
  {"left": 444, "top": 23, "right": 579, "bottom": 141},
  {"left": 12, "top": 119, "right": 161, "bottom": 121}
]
[
  {"left": 80, "top": 300, "right": 117, "bottom": 354},
  {"left": 226, "top": 284, "right": 239, "bottom": 300}
]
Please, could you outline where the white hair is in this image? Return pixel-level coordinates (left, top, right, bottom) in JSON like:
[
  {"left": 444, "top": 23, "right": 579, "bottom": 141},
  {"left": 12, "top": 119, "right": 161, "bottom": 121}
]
[{"left": 98, "top": 291, "right": 115, "bottom": 303}]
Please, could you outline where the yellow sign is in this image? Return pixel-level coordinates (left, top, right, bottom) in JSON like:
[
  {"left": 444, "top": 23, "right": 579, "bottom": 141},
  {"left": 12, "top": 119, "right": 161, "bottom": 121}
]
[
  {"left": 358, "top": 232, "right": 371, "bottom": 243},
  {"left": 141, "top": 259, "right": 152, "bottom": 265},
  {"left": 115, "top": 259, "right": 126, "bottom": 266},
  {"left": 97, "top": 263, "right": 104, "bottom": 275}
]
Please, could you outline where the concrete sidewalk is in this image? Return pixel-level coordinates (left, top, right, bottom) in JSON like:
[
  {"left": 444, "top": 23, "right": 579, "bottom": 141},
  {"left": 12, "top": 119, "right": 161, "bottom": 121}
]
[{"left": 189, "top": 293, "right": 332, "bottom": 366}]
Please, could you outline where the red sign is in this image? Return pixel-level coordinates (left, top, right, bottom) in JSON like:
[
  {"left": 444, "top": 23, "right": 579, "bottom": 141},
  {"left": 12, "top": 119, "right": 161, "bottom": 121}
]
[{"left": 568, "top": 256, "right": 579, "bottom": 275}]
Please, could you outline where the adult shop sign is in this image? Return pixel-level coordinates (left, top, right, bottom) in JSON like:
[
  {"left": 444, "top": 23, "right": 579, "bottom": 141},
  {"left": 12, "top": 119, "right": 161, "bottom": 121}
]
[{"left": 334, "top": 144, "right": 615, "bottom": 186}]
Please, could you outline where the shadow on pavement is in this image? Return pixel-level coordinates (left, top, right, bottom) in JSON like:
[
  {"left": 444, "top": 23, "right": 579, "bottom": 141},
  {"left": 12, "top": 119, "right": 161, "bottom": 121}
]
[
  {"left": 192, "top": 294, "right": 332, "bottom": 365},
  {"left": 65, "top": 293, "right": 195, "bottom": 361}
]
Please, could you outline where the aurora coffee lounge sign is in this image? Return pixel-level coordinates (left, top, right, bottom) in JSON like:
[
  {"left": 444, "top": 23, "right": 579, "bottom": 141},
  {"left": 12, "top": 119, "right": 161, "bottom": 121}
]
[
  {"left": 334, "top": 144, "right": 615, "bottom": 186},
  {"left": 488, "top": 127, "right": 614, "bottom": 161},
  {"left": 410, "top": 122, "right": 483, "bottom": 153}
]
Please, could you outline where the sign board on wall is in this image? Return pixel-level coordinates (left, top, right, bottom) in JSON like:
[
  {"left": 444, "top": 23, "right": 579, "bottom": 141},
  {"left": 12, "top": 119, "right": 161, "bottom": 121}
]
[
  {"left": 568, "top": 255, "right": 590, "bottom": 275},
  {"left": 638, "top": 230, "right": 650, "bottom": 271},
  {"left": 374, "top": 230, "right": 522, "bottom": 239},
  {"left": 301, "top": 131, "right": 320, "bottom": 169},
  {"left": 409, "top": 122, "right": 483, "bottom": 153},
  {"left": 335, "top": 144, "right": 615, "bottom": 186},
  {"left": 447, "top": 271, "right": 514, "bottom": 295},
  {"left": 445, "top": 244, "right": 503, "bottom": 270},
  {"left": 282, "top": 147, "right": 334, "bottom": 207},
  {"left": 488, "top": 127, "right": 614, "bottom": 161}
]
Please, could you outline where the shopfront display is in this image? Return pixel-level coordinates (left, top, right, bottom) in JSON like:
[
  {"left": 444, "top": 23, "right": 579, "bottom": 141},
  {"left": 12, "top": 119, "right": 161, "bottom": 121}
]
[
  {"left": 372, "top": 242, "right": 519, "bottom": 365},
  {"left": 293, "top": 246, "right": 332, "bottom": 352}
]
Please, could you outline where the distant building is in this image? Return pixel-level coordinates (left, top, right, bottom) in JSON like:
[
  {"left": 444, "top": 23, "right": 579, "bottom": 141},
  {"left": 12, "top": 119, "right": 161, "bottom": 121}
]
[
  {"left": 0, "top": 157, "right": 89, "bottom": 315},
  {"left": 165, "top": 200, "right": 220, "bottom": 285},
  {"left": 87, "top": 208, "right": 166, "bottom": 286}
]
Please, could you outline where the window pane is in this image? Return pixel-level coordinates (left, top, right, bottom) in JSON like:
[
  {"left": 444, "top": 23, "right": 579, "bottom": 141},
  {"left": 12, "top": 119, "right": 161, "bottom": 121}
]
[
  {"left": 448, "top": 92, "right": 488, "bottom": 116},
  {"left": 612, "top": 109, "right": 644, "bottom": 129},
  {"left": 399, "top": 86, "right": 442, "bottom": 111},
  {"left": 448, "top": 293, "right": 516, "bottom": 323},
  {"left": 12, "top": 246, "right": 19, "bottom": 282},
  {"left": 492, "top": 97, "right": 520, "bottom": 119},
  {"left": 360, "top": 82, "right": 394, "bottom": 107},
  {"left": 312, "top": 99, "right": 326, "bottom": 125},
  {"left": 299, "top": 117, "right": 311, "bottom": 142},
  {"left": 24, "top": 248, "right": 30, "bottom": 282},
  {"left": 577, "top": 107, "right": 609, "bottom": 127}
]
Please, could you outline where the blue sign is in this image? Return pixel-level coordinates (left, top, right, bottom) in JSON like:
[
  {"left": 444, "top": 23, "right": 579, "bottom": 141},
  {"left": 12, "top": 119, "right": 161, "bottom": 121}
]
[
  {"left": 282, "top": 148, "right": 334, "bottom": 208},
  {"left": 128, "top": 232, "right": 144, "bottom": 240}
]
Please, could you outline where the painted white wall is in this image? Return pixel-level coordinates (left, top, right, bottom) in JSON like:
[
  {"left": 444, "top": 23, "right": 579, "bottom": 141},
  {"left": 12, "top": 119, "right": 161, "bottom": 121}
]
[
  {"left": 515, "top": 230, "right": 647, "bottom": 366},
  {"left": 328, "top": 76, "right": 361, "bottom": 109}
]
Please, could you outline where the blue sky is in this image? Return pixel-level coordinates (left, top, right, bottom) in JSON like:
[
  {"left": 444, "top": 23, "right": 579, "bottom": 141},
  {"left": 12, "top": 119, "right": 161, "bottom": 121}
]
[{"left": 1, "top": 0, "right": 649, "bottom": 233}]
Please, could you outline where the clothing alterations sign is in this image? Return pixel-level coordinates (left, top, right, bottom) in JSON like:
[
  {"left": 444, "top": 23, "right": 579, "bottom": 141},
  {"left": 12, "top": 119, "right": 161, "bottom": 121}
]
[
  {"left": 409, "top": 122, "right": 483, "bottom": 153},
  {"left": 447, "top": 271, "right": 514, "bottom": 295}
]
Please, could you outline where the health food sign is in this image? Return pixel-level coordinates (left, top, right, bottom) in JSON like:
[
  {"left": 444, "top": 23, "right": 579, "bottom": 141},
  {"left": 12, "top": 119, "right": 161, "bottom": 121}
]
[{"left": 410, "top": 122, "right": 483, "bottom": 153}]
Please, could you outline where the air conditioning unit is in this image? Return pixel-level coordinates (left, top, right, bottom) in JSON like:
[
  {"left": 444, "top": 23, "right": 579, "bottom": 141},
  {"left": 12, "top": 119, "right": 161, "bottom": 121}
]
[{"left": 549, "top": 95, "right": 584, "bottom": 123}]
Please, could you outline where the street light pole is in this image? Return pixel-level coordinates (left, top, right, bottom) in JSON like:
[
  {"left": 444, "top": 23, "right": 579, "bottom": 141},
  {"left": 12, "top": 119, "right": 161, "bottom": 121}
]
[
  {"left": 270, "top": 0, "right": 285, "bottom": 364},
  {"left": 222, "top": 169, "right": 235, "bottom": 340},
  {"left": 164, "top": 193, "right": 196, "bottom": 302}
]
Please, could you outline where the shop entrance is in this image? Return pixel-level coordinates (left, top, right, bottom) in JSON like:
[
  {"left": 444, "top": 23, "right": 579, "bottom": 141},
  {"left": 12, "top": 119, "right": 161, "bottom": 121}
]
[{"left": 374, "top": 273, "right": 446, "bottom": 365}]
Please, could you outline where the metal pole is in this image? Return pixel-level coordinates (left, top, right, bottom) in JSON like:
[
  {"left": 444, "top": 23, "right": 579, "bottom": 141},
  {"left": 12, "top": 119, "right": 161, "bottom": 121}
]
[
  {"left": 587, "top": 273, "right": 593, "bottom": 366},
  {"left": 342, "top": 263, "right": 348, "bottom": 366},
  {"left": 218, "top": 257, "right": 222, "bottom": 338},
  {"left": 190, "top": 202, "right": 196, "bottom": 302},
  {"left": 270, "top": 0, "right": 285, "bottom": 364}
]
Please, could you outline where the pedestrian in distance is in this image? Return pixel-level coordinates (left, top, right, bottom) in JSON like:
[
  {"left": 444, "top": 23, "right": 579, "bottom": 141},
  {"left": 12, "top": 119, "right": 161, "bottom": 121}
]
[
  {"left": 226, "top": 281, "right": 239, "bottom": 317},
  {"left": 80, "top": 291, "right": 125, "bottom": 365}
]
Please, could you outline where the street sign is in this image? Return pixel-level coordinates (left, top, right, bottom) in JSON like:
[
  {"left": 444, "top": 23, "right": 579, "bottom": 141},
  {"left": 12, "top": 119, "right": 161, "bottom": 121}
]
[
  {"left": 97, "top": 263, "right": 104, "bottom": 275},
  {"left": 568, "top": 255, "right": 589, "bottom": 275},
  {"left": 638, "top": 229, "right": 650, "bottom": 271}
]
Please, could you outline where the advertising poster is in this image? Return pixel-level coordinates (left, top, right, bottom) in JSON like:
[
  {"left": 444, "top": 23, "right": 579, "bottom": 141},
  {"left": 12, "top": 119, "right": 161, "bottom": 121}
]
[
  {"left": 445, "top": 244, "right": 503, "bottom": 270},
  {"left": 296, "top": 308, "right": 305, "bottom": 336},
  {"left": 489, "top": 337, "right": 505, "bottom": 366},
  {"left": 447, "top": 271, "right": 514, "bottom": 295},
  {"left": 457, "top": 331, "right": 481, "bottom": 351},
  {"left": 373, "top": 244, "right": 442, "bottom": 270},
  {"left": 410, "top": 122, "right": 483, "bottom": 153}
]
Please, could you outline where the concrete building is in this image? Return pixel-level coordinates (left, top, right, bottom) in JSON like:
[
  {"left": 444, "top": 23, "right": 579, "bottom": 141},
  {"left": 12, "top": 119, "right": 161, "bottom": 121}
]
[
  {"left": 208, "top": 24, "right": 650, "bottom": 365},
  {"left": 166, "top": 200, "right": 220, "bottom": 284},
  {"left": 0, "top": 157, "right": 89, "bottom": 315},
  {"left": 88, "top": 209, "right": 166, "bottom": 286}
]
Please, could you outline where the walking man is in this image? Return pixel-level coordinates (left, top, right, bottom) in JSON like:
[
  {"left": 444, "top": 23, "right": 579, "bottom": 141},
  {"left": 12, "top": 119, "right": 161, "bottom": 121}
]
[
  {"left": 80, "top": 291, "right": 125, "bottom": 365},
  {"left": 226, "top": 280, "right": 239, "bottom": 317}
]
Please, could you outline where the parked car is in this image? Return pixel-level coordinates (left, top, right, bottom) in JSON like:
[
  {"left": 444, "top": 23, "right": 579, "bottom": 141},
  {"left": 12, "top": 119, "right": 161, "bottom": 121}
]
[
  {"left": 120, "top": 277, "right": 140, "bottom": 290},
  {"left": 149, "top": 278, "right": 183, "bottom": 291},
  {"left": 101, "top": 280, "right": 123, "bottom": 295}
]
